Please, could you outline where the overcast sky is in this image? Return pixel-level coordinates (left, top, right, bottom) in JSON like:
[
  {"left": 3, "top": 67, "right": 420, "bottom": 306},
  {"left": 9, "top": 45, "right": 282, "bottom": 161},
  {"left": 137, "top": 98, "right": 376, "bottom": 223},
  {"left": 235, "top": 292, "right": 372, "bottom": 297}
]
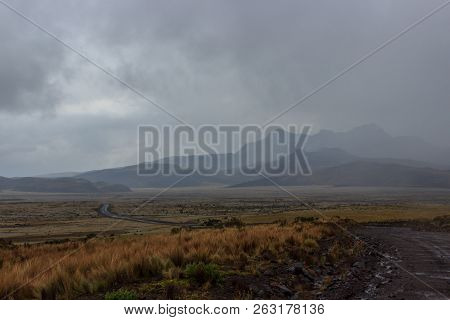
[{"left": 0, "top": 0, "right": 449, "bottom": 176}]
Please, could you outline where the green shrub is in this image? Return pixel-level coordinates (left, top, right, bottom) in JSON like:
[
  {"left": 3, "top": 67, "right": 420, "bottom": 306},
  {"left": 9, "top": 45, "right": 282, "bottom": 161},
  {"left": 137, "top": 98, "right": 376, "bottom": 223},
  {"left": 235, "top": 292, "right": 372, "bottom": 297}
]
[
  {"left": 203, "top": 219, "right": 223, "bottom": 228},
  {"left": 185, "top": 262, "right": 222, "bottom": 285},
  {"left": 105, "top": 289, "right": 138, "bottom": 300},
  {"left": 302, "top": 238, "right": 319, "bottom": 252},
  {"left": 160, "top": 279, "right": 189, "bottom": 299}
]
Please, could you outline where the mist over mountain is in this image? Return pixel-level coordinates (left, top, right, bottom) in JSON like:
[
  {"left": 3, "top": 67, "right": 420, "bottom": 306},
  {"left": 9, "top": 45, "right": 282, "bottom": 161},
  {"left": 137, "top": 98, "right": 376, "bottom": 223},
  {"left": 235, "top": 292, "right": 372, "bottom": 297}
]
[
  {"left": 76, "top": 163, "right": 259, "bottom": 188},
  {"left": 222, "top": 124, "right": 449, "bottom": 169},
  {"left": 77, "top": 148, "right": 360, "bottom": 188},
  {"left": 306, "top": 124, "right": 450, "bottom": 166},
  {"left": 35, "top": 172, "right": 81, "bottom": 178},
  {"left": 9, "top": 124, "right": 449, "bottom": 190},
  {"left": 74, "top": 124, "right": 450, "bottom": 189}
]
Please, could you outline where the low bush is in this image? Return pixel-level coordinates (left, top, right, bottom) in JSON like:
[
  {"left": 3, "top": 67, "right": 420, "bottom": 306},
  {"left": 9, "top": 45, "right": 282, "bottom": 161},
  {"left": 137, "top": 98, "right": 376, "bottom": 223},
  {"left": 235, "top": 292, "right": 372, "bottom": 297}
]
[
  {"left": 302, "top": 238, "right": 319, "bottom": 253},
  {"left": 185, "top": 262, "right": 222, "bottom": 285},
  {"left": 294, "top": 216, "right": 318, "bottom": 223},
  {"left": 224, "top": 217, "right": 244, "bottom": 228}
]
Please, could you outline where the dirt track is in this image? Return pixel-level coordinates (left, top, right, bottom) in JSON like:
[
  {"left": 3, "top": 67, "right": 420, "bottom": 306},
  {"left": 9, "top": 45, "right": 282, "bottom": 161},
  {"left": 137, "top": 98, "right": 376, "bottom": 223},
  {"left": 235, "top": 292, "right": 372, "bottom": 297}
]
[{"left": 360, "top": 226, "right": 450, "bottom": 299}]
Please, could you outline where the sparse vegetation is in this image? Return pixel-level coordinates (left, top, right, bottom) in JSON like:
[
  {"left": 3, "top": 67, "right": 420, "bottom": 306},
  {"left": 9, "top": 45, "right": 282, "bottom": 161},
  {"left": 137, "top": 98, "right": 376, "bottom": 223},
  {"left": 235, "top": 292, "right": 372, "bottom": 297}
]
[
  {"left": 1, "top": 196, "right": 449, "bottom": 244},
  {"left": 105, "top": 289, "right": 138, "bottom": 300}
]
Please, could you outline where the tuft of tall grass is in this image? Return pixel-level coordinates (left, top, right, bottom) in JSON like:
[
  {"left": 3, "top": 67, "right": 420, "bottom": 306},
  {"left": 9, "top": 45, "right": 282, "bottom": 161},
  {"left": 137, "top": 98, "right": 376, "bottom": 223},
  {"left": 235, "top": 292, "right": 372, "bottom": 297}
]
[{"left": 185, "top": 262, "right": 222, "bottom": 285}]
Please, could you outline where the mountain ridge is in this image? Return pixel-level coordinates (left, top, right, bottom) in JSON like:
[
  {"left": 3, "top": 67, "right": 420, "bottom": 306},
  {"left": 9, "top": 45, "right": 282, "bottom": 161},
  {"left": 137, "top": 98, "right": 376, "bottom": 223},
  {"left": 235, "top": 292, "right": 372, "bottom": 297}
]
[
  {"left": 0, "top": 176, "right": 131, "bottom": 193},
  {"left": 28, "top": 124, "right": 450, "bottom": 189},
  {"left": 233, "top": 161, "right": 450, "bottom": 189}
]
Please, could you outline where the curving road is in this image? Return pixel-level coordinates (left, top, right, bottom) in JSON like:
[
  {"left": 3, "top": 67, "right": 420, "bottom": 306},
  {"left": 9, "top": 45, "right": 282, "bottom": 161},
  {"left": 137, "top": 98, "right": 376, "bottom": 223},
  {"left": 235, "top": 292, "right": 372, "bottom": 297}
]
[{"left": 98, "top": 203, "right": 197, "bottom": 226}]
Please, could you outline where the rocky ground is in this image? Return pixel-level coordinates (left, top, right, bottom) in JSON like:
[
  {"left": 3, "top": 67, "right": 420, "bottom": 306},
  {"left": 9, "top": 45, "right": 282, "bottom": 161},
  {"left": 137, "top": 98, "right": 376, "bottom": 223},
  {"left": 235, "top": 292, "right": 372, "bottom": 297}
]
[{"left": 355, "top": 226, "right": 449, "bottom": 299}]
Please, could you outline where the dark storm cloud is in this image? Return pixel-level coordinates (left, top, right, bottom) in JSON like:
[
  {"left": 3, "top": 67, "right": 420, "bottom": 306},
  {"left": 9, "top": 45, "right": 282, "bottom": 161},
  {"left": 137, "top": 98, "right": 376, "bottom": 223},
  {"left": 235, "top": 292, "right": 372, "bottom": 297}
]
[
  {"left": 0, "top": 4, "right": 66, "bottom": 113},
  {"left": 0, "top": 0, "right": 449, "bottom": 176},
  {"left": 74, "top": 0, "right": 450, "bottom": 127}
]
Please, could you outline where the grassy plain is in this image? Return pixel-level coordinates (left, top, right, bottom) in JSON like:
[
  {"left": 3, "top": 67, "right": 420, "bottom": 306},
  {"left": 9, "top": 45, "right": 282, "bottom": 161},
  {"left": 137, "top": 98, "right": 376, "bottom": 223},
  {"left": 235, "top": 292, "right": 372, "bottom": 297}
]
[
  {"left": 1, "top": 186, "right": 449, "bottom": 299},
  {"left": 1, "top": 221, "right": 362, "bottom": 299}
]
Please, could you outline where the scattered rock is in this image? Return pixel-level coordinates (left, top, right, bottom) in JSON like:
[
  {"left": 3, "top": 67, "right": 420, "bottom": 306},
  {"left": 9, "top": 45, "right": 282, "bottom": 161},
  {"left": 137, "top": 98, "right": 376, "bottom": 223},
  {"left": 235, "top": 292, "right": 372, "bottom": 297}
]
[
  {"left": 288, "top": 263, "right": 314, "bottom": 281},
  {"left": 263, "top": 269, "right": 275, "bottom": 276}
]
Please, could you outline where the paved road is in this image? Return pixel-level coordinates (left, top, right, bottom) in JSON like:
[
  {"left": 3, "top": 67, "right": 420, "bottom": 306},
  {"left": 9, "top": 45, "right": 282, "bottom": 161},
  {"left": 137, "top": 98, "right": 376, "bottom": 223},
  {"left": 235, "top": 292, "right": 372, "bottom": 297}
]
[
  {"left": 98, "top": 203, "right": 197, "bottom": 226},
  {"left": 361, "top": 226, "right": 450, "bottom": 299}
]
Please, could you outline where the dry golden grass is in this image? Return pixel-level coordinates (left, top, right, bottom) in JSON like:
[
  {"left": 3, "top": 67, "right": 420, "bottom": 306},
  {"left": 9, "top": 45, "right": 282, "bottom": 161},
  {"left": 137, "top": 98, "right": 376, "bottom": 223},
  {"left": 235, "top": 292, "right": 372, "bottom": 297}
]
[
  {"left": 242, "top": 204, "right": 450, "bottom": 224},
  {"left": 0, "top": 222, "right": 342, "bottom": 299}
]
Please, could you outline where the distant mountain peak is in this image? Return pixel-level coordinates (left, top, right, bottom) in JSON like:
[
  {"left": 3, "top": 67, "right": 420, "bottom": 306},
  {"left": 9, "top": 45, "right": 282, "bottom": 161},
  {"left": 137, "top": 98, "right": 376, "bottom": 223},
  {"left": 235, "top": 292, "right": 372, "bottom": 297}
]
[{"left": 305, "top": 123, "right": 450, "bottom": 165}]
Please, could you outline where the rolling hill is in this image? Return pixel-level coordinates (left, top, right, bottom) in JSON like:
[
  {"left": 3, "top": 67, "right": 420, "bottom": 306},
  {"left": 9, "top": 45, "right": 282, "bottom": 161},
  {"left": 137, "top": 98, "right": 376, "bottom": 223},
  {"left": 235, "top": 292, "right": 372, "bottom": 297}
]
[
  {"left": 75, "top": 148, "right": 360, "bottom": 188},
  {"left": 0, "top": 177, "right": 131, "bottom": 193}
]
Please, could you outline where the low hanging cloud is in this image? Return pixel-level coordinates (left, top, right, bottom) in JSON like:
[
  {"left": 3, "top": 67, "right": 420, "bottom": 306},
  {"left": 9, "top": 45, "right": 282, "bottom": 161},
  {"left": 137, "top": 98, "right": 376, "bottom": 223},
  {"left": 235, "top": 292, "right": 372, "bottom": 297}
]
[{"left": 0, "top": 0, "right": 449, "bottom": 176}]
